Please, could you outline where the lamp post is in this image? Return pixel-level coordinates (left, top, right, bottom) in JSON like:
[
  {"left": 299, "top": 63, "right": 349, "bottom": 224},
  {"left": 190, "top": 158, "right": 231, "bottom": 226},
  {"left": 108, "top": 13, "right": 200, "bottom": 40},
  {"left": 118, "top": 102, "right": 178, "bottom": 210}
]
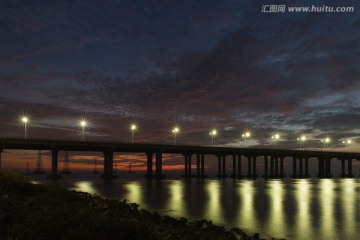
[
  {"left": 242, "top": 131, "right": 251, "bottom": 146},
  {"left": 80, "top": 120, "right": 87, "bottom": 141},
  {"left": 172, "top": 127, "right": 179, "bottom": 145},
  {"left": 297, "top": 135, "right": 307, "bottom": 150},
  {"left": 130, "top": 124, "right": 137, "bottom": 143},
  {"left": 21, "top": 116, "right": 29, "bottom": 139},
  {"left": 210, "top": 129, "right": 217, "bottom": 146},
  {"left": 342, "top": 139, "right": 351, "bottom": 148},
  {"left": 321, "top": 137, "right": 331, "bottom": 151},
  {"left": 271, "top": 134, "right": 280, "bottom": 149}
]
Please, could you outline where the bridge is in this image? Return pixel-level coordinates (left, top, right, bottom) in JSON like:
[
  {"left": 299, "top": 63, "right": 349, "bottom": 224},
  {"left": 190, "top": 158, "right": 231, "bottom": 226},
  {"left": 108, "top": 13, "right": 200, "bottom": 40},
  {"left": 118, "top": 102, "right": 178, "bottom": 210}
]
[{"left": 0, "top": 137, "right": 359, "bottom": 180}]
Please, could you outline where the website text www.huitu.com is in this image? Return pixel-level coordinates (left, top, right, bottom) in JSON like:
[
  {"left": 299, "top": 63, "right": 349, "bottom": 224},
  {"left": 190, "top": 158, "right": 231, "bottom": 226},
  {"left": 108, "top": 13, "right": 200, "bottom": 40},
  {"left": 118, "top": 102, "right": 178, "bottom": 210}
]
[{"left": 261, "top": 5, "right": 355, "bottom": 13}]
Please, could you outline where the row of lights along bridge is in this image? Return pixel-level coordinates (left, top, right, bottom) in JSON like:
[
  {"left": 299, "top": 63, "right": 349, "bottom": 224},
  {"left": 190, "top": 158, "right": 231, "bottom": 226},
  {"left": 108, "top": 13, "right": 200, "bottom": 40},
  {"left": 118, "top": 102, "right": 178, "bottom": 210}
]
[{"left": 19, "top": 116, "right": 352, "bottom": 149}]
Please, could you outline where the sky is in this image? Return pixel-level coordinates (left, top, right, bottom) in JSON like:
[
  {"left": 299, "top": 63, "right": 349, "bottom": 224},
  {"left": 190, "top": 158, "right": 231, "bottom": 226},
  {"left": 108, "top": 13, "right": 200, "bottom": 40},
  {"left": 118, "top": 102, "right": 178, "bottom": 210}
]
[{"left": 1, "top": 0, "right": 360, "bottom": 172}]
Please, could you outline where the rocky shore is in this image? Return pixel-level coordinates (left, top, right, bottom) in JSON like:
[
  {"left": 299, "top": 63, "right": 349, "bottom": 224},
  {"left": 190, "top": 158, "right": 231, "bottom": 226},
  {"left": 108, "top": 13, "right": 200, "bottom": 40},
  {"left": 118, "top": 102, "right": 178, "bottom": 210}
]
[{"left": 0, "top": 171, "right": 279, "bottom": 240}]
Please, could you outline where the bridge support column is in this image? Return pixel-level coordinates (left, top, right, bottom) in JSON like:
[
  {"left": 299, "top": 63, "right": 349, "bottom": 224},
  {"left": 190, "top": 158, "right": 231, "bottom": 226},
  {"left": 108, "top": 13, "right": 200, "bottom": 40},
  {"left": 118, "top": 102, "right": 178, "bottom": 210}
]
[
  {"left": 201, "top": 154, "right": 205, "bottom": 178},
  {"left": 188, "top": 154, "right": 192, "bottom": 177},
  {"left": 196, "top": 154, "right": 200, "bottom": 178},
  {"left": 317, "top": 158, "right": 332, "bottom": 178},
  {"left": 270, "top": 157, "right": 274, "bottom": 177},
  {"left": 341, "top": 159, "right": 345, "bottom": 177},
  {"left": 292, "top": 157, "right": 297, "bottom": 177},
  {"left": 232, "top": 155, "right": 236, "bottom": 178},
  {"left": 102, "top": 150, "right": 114, "bottom": 180},
  {"left": 0, "top": 149, "right": 2, "bottom": 171},
  {"left": 348, "top": 159, "right": 353, "bottom": 177},
  {"left": 280, "top": 157, "right": 284, "bottom": 178},
  {"left": 299, "top": 158, "right": 303, "bottom": 177},
  {"left": 247, "top": 156, "right": 252, "bottom": 178},
  {"left": 237, "top": 155, "right": 242, "bottom": 179},
  {"left": 274, "top": 157, "right": 278, "bottom": 177},
  {"left": 317, "top": 158, "right": 324, "bottom": 178},
  {"left": 47, "top": 148, "right": 61, "bottom": 180},
  {"left": 155, "top": 152, "right": 164, "bottom": 178},
  {"left": 184, "top": 154, "right": 188, "bottom": 177},
  {"left": 221, "top": 155, "right": 227, "bottom": 178},
  {"left": 304, "top": 158, "right": 309, "bottom": 177},
  {"left": 324, "top": 159, "right": 332, "bottom": 178},
  {"left": 263, "top": 156, "right": 269, "bottom": 178},
  {"left": 252, "top": 156, "right": 257, "bottom": 178},
  {"left": 340, "top": 159, "right": 354, "bottom": 178},
  {"left": 217, "top": 155, "right": 221, "bottom": 178},
  {"left": 144, "top": 152, "right": 153, "bottom": 178}
]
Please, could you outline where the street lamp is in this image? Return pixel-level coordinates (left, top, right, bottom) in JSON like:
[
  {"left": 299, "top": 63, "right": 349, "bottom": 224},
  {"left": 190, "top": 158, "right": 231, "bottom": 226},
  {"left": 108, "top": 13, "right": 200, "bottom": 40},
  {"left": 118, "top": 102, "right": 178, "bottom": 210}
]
[
  {"left": 209, "top": 129, "right": 217, "bottom": 146},
  {"left": 321, "top": 137, "right": 331, "bottom": 150},
  {"left": 20, "top": 116, "right": 29, "bottom": 139},
  {"left": 130, "top": 124, "right": 137, "bottom": 143},
  {"left": 271, "top": 134, "right": 280, "bottom": 149},
  {"left": 242, "top": 131, "right": 251, "bottom": 146},
  {"left": 297, "top": 135, "right": 307, "bottom": 150},
  {"left": 172, "top": 127, "right": 180, "bottom": 145},
  {"left": 342, "top": 139, "right": 351, "bottom": 148},
  {"left": 80, "top": 120, "right": 87, "bottom": 140}
]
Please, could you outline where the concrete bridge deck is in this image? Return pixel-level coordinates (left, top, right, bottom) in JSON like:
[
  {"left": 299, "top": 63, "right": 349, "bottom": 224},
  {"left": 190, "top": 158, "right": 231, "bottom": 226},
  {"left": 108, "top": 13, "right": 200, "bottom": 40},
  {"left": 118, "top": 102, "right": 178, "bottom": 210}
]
[{"left": 0, "top": 137, "right": 359, "bottom": 180}]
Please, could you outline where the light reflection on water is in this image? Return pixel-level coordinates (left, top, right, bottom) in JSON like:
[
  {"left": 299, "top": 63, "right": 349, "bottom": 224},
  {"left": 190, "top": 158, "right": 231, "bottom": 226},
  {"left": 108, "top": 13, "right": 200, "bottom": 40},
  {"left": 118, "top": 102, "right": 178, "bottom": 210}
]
[
  {"left": 205, "top": 181, "right": 224, "bottom": 223},
  {"left": 166, "top": 180, "right": 187, "bottom": 217},
  {"left": 237, "top": 180, "right": 259, "bottom": 232},
  {"left": 295, "top": 180, "right": 312, "bottom": 240},
  {"left": 36, "top": 177, "right": 359, "bottom": 240},
  {"left": 319, "top": 179, "right": 337, "bottom": 239},
  {"left": 341, "top": 179, "right": 356, "bottom": 239},
  {"left": 73, "top": 181, "right": 98, "bottom": 195},
  {"left": 266, "top": 180, "right": 286, "bottom": 239},
  {"left": 124, "top": 181, "right": 143, "bottom": 206}
]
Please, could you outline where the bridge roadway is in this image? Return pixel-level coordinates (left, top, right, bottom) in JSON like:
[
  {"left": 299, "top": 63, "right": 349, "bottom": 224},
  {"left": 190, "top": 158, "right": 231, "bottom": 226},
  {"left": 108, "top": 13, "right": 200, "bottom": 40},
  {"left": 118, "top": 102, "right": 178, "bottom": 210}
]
[{"left": 0, "top": 137, "right": 359, "bottom": 180}]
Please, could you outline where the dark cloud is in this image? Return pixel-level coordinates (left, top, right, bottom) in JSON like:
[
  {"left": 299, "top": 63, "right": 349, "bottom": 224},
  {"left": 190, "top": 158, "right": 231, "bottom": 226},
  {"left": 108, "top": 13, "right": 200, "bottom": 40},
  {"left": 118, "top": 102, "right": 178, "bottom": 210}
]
[{"left": 0, "top": 0, "right": 360, "bottom": 152}]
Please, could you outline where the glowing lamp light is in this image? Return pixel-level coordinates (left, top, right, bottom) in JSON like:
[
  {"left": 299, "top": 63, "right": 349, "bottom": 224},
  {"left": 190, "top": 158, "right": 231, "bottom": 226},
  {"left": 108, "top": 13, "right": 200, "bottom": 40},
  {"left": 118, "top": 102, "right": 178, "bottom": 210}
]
[
  {"left": 172, "top": 127, "right": 179, "bottom": 133},
  {"left": 172, "top": 127, "right": 180, "bottom": 145},
  {"left": 21, "top": 116, "right": 29, "bottom": 123},
  {"left": 130, "top": 124, "right": 137, "bottom": 143},
  {"left": 79, "top": 120, "right": 88, "bottom": 140},
  {"left": 210, "top": 129, "right": 217, "bottom": 136},
  {"left": 20, "top": 116, "right": 30, "bottom": 138},
  {"left": 80, "top": 120, "right": 87, "bottom": 127},
  {"left": 209, "top": 129, "right": 217, "bottom": 146}
]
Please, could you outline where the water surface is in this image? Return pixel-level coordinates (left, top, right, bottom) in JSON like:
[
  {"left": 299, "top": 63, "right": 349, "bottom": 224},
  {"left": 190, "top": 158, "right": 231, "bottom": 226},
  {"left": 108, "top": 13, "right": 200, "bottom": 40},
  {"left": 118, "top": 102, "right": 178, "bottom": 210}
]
[{"left": 32, "top": 175, "right": 360, "bottom": 240}]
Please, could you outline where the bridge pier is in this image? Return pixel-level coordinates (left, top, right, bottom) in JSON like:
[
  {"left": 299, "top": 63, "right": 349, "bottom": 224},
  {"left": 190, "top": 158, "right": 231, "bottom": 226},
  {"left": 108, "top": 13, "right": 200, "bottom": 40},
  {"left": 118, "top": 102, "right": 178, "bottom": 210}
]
[
  {"left": 195, "top": 153, "right": 207, "bottom": 178},
  {"left": 47, "top": 148, "right": 61, "bottom": 180},
  {"left": 317, "top": 158, "right": 332, "bottom": 178},
  {"left": 155, "top": 151, "right": 165, "bottom": 179},
  {"left": 237, "top": 155, "right": 242, "bottom": 178},
  {"left": 246, "top": 156, "right": 257, "bottom": 178},
  {"left": 263, "top": 156, "right": 269, "bottom": 178},
  {"left": 183, "top": 154, "right": 192, "bottom": 178},
  {"left": 0, "top": 149, "right": 2, "bottom": 171},
  {"left": 348, "top": 159, "right": 353, "bottom": 177},
  {"left": 144, "top": 152, "right": 153, "bottom": 178},
  {"left": 291, "top": 157, "right": 310, "bottom": 178},
  {"left": 230, "top": 154, "right": 243, "bottom": 179},
  {"left": 102, "top": 150, "right": 115, "bottom": 180},
  {"left": 216, "top": 155, "right": 227, "bottom": 178},
  {"left": 340, "top": 159, "right": 354, "bottom": 178},
  {"left": 200, "top": 154, "right": 206, "bottom": 178},
  {"left": 266, "top": 156, "right": 284, "bottom": 178},
  {"left": 196, "top": 154, "right": 200, "bottom": 177}
]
